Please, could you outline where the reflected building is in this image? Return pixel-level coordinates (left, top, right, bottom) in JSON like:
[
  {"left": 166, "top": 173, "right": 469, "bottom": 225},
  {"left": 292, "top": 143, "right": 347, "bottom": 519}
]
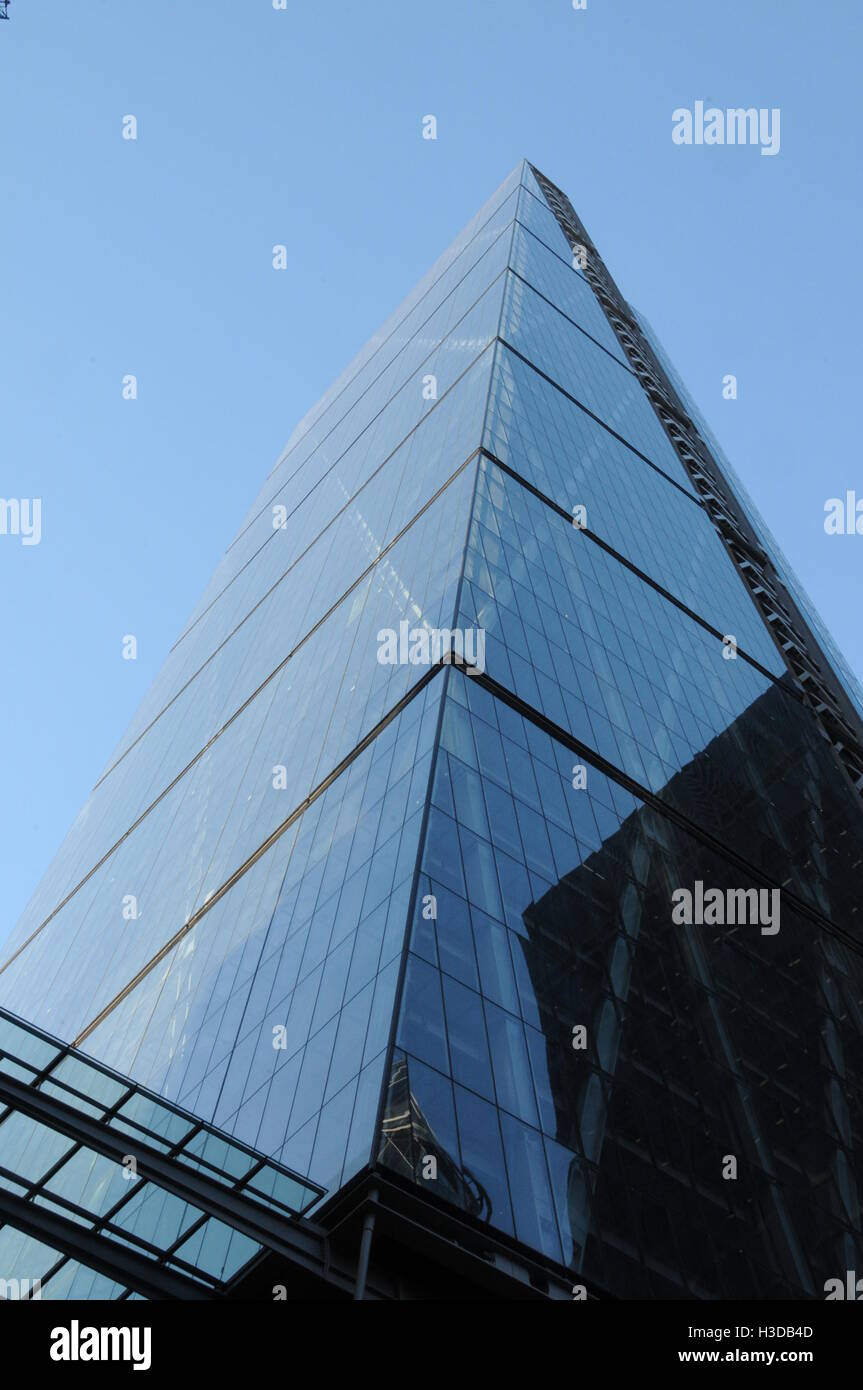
[{"left": 2, "top": 163, "right": 863, "bottom": 1299}]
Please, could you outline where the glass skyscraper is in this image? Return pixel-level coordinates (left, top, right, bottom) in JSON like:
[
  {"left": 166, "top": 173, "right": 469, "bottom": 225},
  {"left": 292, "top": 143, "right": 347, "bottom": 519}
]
[{"left": 3, "top": 161, "right": 863, "bottom": 1300}]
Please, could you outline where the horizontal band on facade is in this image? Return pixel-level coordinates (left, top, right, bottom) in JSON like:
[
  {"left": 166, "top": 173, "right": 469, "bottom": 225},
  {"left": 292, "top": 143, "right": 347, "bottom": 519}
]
[{"left": 478, "top": 446, "right": 799, "bottom": 696}]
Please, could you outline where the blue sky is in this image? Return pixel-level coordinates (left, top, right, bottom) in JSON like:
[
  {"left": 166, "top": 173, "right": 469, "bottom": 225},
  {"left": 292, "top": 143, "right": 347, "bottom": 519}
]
[{"left": 1, "top": 0, "right": 860, "bottom": 940}]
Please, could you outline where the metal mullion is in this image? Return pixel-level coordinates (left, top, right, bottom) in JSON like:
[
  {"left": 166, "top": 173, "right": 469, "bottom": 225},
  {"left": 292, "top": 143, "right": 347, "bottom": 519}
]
[{"left": 460, "top": 664, "right": 863, "bottom": 956}]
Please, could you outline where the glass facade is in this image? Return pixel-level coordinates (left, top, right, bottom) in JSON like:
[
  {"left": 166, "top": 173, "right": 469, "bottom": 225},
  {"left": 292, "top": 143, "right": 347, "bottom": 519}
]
[{"left": 3, "top": 161, "right": 863, "bottom": 1299}]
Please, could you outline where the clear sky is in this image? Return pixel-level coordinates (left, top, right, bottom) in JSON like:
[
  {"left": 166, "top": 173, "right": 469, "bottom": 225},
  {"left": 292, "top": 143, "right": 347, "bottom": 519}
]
[{"left": 1, "top": 0, "right": 860, "bottom": 942}]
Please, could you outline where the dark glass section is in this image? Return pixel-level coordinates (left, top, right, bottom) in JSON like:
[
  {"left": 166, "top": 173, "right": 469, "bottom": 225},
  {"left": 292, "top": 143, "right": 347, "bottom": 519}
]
[{"left": 385, "top": 675, "right": 863, "bottom": 1297}]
